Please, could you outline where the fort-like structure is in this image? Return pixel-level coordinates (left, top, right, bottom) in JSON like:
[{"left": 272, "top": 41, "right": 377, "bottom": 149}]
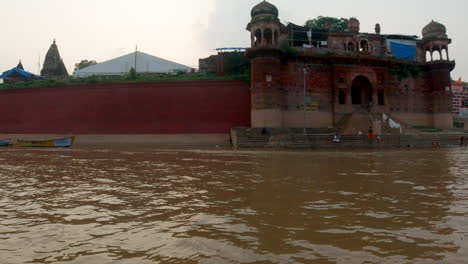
[
  {"left": 246, "top": 1, "right": 455, "bottom": 131},
  {"left": 0, "top": 1, "right": 462, "bottom": 146}
]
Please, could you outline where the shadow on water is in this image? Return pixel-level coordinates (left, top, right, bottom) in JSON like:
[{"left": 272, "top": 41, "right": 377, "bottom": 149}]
[{"left": 0, "top": 147, "right": 467, "bottom": 263}]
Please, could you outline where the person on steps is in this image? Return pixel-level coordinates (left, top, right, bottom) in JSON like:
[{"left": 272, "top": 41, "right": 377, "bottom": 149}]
[
  {"left": 333, "top": 134, "right": 341, "bottom": 144},
  {"left": 368, "top": 127, "right": 374, "bottom": 140}
]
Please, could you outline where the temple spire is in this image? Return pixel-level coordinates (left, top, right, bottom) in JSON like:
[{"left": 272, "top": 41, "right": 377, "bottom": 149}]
[
  {"left": 17, "top": 60, "right": 24, "bottom": 70},
  {"left": 40, "top": 39, "right": 68, "bottom": 78}
]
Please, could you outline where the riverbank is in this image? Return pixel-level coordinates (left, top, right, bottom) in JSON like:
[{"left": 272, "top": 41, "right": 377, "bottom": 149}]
[
  {"left": 1, "top": 132, "right": 468, "bottom": 150},
  {"left": 0, "top": 134, "right": 231, "bottom": 147}
]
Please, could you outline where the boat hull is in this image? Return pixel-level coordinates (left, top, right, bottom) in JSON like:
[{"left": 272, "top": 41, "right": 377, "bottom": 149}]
[
  {"left": 0, "top": 139, "right": 11, "bottom": 147},
  {"left": 16, "top": 137, "right": 75, "bottom": 148}
]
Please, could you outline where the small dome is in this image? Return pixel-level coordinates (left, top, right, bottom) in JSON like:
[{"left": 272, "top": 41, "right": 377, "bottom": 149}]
[
  {"left": 251, "top": 0, "right": 278, "bottom": 18},
  {"left": 422, "top": 20, "right": 447, "bottom": 39}
]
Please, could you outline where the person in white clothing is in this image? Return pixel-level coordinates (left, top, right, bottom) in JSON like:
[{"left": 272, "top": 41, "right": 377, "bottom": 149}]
[{"left": 333, "top": 134, "right": 341, "bottom": 144}]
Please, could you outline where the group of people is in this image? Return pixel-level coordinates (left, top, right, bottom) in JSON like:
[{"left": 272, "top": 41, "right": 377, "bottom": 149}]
[
  {"left": 332, "top": 127, "right": 377, "bottom": 144},
  {"left": 332, "top": 129, "right": 467, "bottom": 148},
  {"left": 433, "top": 136, "right": 467, "bottom": 148}
]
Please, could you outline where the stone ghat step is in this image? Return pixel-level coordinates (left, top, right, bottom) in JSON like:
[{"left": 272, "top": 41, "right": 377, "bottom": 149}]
[{"left": 236, "top": 134, "right": 468, "bottom": 149}]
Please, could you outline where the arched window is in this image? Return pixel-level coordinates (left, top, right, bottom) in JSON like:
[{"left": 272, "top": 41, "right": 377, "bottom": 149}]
[
  {"left": 347, "top": 42, "right": 354, "bottom": 51},
  {"left": 432, "top": 46, "right": 441, "bottom": 60},
  {"left": 426, "top": 49, "right": 432, "bottom": 62},
  {"left": 442, "top": 46, "right": 448, "bottom": 60},
  {"left": 360, "top": 40, "right": 368, "bottom": 52},
  {"left": 264, "top": 28, "right": 273, "bottom": 45},
  {"left": 351, "top": 75, "right": 373, "bottom": 105},
  {"left": 254, "top": 29, "right": 262, "bottom": 47}
]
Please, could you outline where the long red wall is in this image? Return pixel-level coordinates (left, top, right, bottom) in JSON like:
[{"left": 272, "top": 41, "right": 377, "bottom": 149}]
[{"left": 0, "top": 80, "right": 251, "bottom": 134}]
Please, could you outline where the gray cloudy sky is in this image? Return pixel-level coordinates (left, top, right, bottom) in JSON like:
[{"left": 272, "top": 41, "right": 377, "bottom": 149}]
[{"left": 1, "top": 0, "right": 467, "bottom": 79}]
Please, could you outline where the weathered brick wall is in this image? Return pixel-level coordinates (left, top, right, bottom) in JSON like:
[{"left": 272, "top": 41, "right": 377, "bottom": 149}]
[
  {"left": 251, "top": 57, "right": 283, "bottom": 110},
  {"left": 452, "top": 91, "right": 468, "bottom": 116},
  {"left": 451, "top": 82, "right": 468, "bottom": 117},
  {"left": 283, "top": 62, "right": 333, "bottom": 112},
  {"left": 0, "top": 80, "right": 251, "bottom": 134},
  {"left": 198, "top": 56, "right": 218, "bottom": 73},
  {"left": 387, "top": 74, "right": 433, "bottom": 114}
]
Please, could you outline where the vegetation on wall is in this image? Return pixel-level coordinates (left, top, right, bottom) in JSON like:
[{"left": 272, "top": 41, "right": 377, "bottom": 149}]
[
  {"left": 280, "top": 41, "right": 298, "bottom": 55},
  {"left": 0, "top": 72, "right": 249, "bottom": 90},
  {"left": 390, "top": 63, "right": 421, "bottom": 81},
  {"left": 224, "top": 53, "right": 250, "bottom": 78},
  {"left": 413, "top": 126, "right": 444, "bottom": 133},
  {"left": 304, "top": 16, "right": 349, "bottom": 32},
  {"left": 279, "top": 41, "right": 299, "bottom": 62}
]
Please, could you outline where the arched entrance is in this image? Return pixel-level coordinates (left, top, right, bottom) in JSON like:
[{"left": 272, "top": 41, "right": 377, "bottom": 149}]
[{"left": 351, "top": 76, "right": 373, "bottom": 105}]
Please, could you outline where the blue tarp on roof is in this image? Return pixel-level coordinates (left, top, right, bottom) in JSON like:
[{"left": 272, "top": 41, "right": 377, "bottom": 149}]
[
  {"left": 0, "top": 67, "right": 40, "bottom": 79},
  {"left": 390, "top": 42, "right": 416, "bottom": 61}
]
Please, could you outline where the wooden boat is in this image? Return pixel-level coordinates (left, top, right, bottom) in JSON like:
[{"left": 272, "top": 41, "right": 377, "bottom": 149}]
[
  {"left": 0, "top": 139, "right": 12, "bottom": 146},
  {"left": 16, "top": 137, "right": 75, "bottom": 148}
]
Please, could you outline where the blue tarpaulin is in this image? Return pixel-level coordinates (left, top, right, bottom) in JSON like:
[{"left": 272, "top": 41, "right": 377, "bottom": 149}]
[
  {"left": 0, "top": 67, "right": 40, "bottom": 79},
  {"left": 390, "top": 42, "right": 416, "bottom": 61}
]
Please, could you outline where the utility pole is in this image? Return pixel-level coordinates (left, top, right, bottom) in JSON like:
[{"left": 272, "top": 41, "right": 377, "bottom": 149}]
[
  {"left": 307, "top": 28, "right": 312, "bottom": 47},
  {"left": 134, "top": 45, "right": 138, "bottom": 73},
  {"left": 303, "top": 68, "right": 307, "bottom": 135},
  {"left": 38, "top": 54, "right": 41, "bottom": 74}
]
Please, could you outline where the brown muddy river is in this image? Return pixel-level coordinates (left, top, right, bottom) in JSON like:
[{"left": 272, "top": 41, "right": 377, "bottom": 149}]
[{"left": 0, "top": 147, "right": 467, "bottom": 264}]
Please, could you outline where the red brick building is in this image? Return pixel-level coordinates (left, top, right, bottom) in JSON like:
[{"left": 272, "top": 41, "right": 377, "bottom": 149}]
[
  {"left": 247, "top": 1, "right": 455, "bottom": 130},
  {"left": 451, "top": 79, "right": 468, "bottom": 124}
]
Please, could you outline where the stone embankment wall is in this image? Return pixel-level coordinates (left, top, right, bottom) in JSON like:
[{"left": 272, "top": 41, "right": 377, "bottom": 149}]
[{"left": 0, "top": 81, "right": 251, "bottom": 135}]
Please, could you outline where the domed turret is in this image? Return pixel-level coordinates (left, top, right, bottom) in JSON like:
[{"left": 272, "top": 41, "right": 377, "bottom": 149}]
[
  {"left": 247, "top": 1, "right": 283, "bottom": 48},
  {"left": 422, "top": 20, "right": 447, "bottom": 40},
  {"left": 420, "top": 20, "right": 452, "bottom": 63},
  {"left": 251, "top": 0, "right": 278, "bottom": 18}
]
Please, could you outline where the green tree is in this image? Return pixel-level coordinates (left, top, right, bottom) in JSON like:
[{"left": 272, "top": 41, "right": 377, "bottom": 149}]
[
  {"left": 127, "top": 67, "right": 137, "bottom": 80},
  {"left": 225, "top": 53, "right": 250, "bottom": 76},
  {"left": 74, "top": 60, "right": 97, "bottom": 73},
  {"left": 305, "top": 16, "right": 349, "bottom": 32}
]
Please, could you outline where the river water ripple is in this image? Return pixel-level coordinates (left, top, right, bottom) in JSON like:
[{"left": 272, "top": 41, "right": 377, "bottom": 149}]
[{"left": 0, "top": 148, "right": 467, "bottom": 263}]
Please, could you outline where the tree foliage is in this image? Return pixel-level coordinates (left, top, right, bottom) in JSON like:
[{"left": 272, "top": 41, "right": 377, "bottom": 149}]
[
  {"left": 225, "top": 53, "right": 250, "bottom": 76},
  {"left": 304, "top": 16, "right": 349, "bottom": 32},
  {"left": 127, "top": 67, "right": 137, "bottom": 80},
  {"left": 74, "top": 60, "right": 97, "bottom": 73}
]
